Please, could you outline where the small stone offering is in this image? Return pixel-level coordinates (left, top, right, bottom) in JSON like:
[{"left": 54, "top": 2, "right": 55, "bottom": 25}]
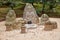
[
  {"left": 21, "top": 26, "right": 26, "bottom": 33},
  {"left": 18, "top": 18, "right": 27, "bottom": 33}
]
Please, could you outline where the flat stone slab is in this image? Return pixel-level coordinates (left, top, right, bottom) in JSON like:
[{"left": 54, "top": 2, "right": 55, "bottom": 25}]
[
  {"left": 25, "top": 24, "right": 38, "bottom": 29},
  {"left": 0, "top": 18, "right": 60, "bottom": 40}
]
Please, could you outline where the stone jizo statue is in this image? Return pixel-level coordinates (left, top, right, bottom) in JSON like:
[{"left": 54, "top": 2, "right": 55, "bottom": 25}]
[{"left": 5, "top": 9, "right": 16, "bottom": 31}]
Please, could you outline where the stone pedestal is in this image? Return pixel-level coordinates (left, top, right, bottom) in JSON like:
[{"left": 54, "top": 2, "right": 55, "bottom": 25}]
[
  {"left": 51, "top": 21, "right": 57, "bottom": 29},
  {"left": 44, "top": 21, "right": 57, "bottom": 31},
  {"left": 40, "top": 14, "right": 49, "bottom": 25},
  {"left": 21, "top": 26, "right": 26, "bottom": 33},
  {"left": 5, "top": 24, "right": 13, "bottom": 31},
  {"left": 44, "top": 24, "right": 53, "bottom": 31}
]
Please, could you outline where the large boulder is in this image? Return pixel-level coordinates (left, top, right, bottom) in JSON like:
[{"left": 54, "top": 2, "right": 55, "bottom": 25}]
[{"left": 23, "top": 3, "right": 39, "bottom": 24}]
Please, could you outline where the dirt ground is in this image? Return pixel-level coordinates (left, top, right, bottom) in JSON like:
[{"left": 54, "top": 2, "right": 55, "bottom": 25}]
[{"left": 0, "top": 18, "right": 60, "bottom": 40}]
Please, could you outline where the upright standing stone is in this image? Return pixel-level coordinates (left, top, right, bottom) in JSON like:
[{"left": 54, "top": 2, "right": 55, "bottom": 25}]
[
  {"left": 23, "top": 3, "right": 39, "bottom": 24},
  {"left": 18, "top": 18, "right": 26, "bottom": 33},
  {"left": 40, "top": 14, "right": 50, "bottom": 25},
  {"left": 5, "top": 9, "right": 16, "bottom": 31}
]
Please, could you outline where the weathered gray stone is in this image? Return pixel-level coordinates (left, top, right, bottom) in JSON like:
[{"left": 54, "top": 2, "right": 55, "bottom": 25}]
[
  {"left": 5, "top": 9, "right": 16, "bottom": 31},
  {"left": 40, "top": 14, "right": 49, "bottom": 25},
  {"left": 23, "top": 3, "right": 39, "bottom": 24}
]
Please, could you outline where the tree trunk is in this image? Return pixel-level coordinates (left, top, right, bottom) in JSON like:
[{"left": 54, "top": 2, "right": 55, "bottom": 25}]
[{"left": 41, "top": 2, "right": 45, "bottom": 14}]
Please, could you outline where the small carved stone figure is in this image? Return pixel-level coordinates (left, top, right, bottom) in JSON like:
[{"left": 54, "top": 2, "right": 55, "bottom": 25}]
[
  {"left": 17, "top": 18, "right": 26, "bottom": 33},
  {"left": 5, "top": 9, "right": 16, "bottom": 31},
  {"left": 15, "top": 18, "right": 26, "bottom": 29},
  {"left": 40, "top": 14, "right": 50, "bottom": 25}
]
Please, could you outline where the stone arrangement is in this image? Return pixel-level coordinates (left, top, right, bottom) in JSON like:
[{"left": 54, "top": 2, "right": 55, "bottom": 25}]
[
  {"left": 5, "top": 9, "right": 16, "bottom": 31},
  {"left": 23, "top": 3, "right": 39, "bottom": 24},
  {"left": 40, "top": 14, "right": 50, "bottom": 25},
  {"left": 5, "top": 3, "right": 57, "bottom": 32}
]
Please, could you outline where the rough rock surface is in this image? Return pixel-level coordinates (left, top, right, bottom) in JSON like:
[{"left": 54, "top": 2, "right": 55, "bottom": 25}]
[{"left": 23, "top": 3, "right": 39, "bottom": 24}]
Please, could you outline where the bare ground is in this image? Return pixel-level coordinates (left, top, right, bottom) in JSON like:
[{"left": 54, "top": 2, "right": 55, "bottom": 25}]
[{"left": 0, "top": 18, "right": 60, "bottom": 40}]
